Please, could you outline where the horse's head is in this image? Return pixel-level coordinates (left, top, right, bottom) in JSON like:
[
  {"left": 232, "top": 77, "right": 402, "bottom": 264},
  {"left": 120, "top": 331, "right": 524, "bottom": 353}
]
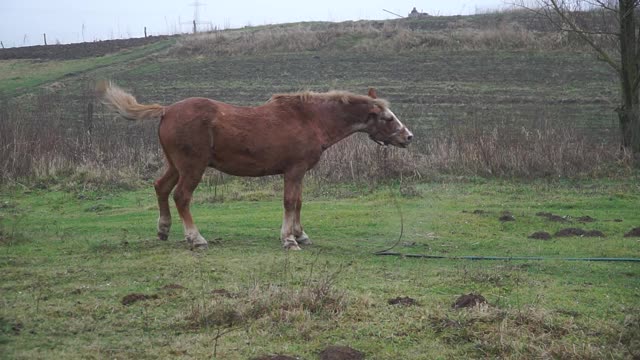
[{"left": 364, "top": 88, "right": 413, "bottom": 148}]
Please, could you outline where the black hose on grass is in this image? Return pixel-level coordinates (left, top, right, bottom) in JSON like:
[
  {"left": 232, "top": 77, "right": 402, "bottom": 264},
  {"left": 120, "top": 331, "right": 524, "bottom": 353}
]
[
  {"left": 374, "top": 252, "right": 640, "bottom": 262},
  {"left": 374, "top": 178, "right": 640, "bottom": 263}
]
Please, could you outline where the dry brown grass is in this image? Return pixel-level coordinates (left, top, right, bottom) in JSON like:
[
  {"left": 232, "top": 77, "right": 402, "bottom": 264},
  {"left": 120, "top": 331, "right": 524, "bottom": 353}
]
[
  {"left": 171, "top": 18, "right": 577, "bottom": 57},
  {"left": 310, "top": 126, "right": 622, "bottom": 183},
  {"left": 185, "top": 268, "right": 348, "bottom": 332},
  {"left": 427, "top": 304, "right": 633, "bottom": 359},
  {"left": 0, "top": 92, "right": 163, "bottom": 189}
]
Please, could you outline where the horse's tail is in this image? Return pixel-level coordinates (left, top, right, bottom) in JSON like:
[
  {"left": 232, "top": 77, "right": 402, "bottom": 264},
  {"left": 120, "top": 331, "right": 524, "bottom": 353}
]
[{"left": 96, "top": 81, "right": 165, "bottom": 120}]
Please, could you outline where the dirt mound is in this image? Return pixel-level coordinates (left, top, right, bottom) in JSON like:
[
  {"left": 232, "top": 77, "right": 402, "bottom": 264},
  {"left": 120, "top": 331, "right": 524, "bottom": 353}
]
[
  {"left": 555, "top": 228, "right": 586, "bottom": 237},
  {"left": 528, "top": 231, "right": 551, "bottom": 240},
  {"left": 453, "top": 293, "right": 487, "bottom": 309},
  {"left": 547, "top": 215, "right": 568, "bottom": 222},
  {"left": 584, "top": 230, "right": 605, "bottom": 237},
  {"left": 577, "top": 216, "right": 596, "bottom": 223},
  {"left": 319, "top": 346, "right": 365, "bottom": 360},
  {"left": 555, "top": 228, "right": 605, "bottom": 237},
  {"left": 624, "top": 227, "right": 640, "bottom": 237},
  {"left": 388, "top": 296, "right": 418, "bottom": 306},
  {"left": 121, "top": 293, "right": 158, "bottom": 306},
  {"left": 499, "top": 211, "right": 515, "bottom": 222},
  {"left": 252, "top": 355, "right": 299, "bottom": 360}
]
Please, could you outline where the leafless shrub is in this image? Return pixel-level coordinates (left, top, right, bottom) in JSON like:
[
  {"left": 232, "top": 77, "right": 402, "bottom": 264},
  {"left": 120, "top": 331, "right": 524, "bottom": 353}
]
[
  {"left": 0, "top": 92, "right": 163, "bottom": 188},
  {"left": 423, "top": 126, "right": 621, "bottom": 178}
]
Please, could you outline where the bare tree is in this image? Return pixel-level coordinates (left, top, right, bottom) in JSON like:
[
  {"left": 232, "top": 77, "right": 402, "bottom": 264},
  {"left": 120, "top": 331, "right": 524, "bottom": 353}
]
[{"left": 523, "top": 0, "right": 640, "bottom": 159}]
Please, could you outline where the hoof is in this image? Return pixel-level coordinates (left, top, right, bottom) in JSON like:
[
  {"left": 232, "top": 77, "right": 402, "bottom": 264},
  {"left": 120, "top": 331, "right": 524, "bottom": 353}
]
[
  {"left": 191, "top": 241, "right": 209, "bottom": 251},
  {"left": 283, "top": 237, "right": 301, "bottom": 250},
  {"left": 296, "top": 232, "right": 312, "bottom": 245},
  {"left": 158, "top": 232, "right": 169, "bottom": 241},
  {"left": 187, "top": 233, "right": 208, "bottom": 250}
]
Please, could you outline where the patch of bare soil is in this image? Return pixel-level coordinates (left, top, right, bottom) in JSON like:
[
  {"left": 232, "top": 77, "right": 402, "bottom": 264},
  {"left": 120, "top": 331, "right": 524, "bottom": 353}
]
[
  {"left": 252, "top": 355, "right": 299, "bottom": 360},
  {"left": 319, "top": 346, "right": 365, "bottom": 360},
  {"left": 577, "top": 216, "right": 596, "bottom": 223},
  {"left": 624, "top": 227, "right": 640, "bottom": 237},
  {"left": 388, "top": 296, "right": 418, "bottom": 306},
  {"left": 121, "top": 293, "right": 158, "bottom": 306},
  {"left": 555, "top": 228, "right": 586, "bottom": 237},
  {"left": 453, "top": 293, "right": 487, "bottom": 309},
  {"left": 499, "top": 211, "right": 515, "bottom": 222},
  {"left": 528, "top": 231, "right": 551, "bottom": 240}
]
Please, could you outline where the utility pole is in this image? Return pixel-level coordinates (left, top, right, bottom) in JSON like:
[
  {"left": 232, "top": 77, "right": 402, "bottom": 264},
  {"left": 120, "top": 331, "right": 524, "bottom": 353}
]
[
  {"left": 43, "top": 33, "right": 47, "bottom": 45},
  {"left": 182, "top": 1, "right": 212, "bottom": 34}
]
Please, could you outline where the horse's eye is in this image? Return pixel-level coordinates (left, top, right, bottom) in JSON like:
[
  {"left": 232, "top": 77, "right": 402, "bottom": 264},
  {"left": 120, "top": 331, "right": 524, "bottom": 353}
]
[{"left": 384, "top": 116, "right": 394, "bottom": 122}]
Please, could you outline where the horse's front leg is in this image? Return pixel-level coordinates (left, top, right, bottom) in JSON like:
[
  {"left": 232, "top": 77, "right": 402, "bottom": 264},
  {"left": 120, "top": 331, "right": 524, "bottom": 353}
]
[{"left": 281, "top": 169, "right": 308, "bottom": 250}]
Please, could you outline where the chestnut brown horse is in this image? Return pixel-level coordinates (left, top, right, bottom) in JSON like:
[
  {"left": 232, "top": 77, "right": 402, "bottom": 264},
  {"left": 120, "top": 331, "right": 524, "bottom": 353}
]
[{"left": 97, "top": 82, "right": 413, "bottom": 250}]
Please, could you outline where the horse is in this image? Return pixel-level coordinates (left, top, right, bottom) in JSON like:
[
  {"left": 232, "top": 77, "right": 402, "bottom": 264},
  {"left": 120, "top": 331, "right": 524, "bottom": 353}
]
[{"left": 97, "top": 81, "right": 413, "bottom": 250}]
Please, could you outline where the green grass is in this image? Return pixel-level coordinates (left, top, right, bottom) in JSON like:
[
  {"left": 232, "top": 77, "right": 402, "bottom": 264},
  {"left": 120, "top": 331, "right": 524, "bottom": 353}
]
[
  {"left": 1, "top": 179, "right": 639, "bottom": 359},
  {"left": 0, "top": 39, "right": 173, "bottom": 97}
]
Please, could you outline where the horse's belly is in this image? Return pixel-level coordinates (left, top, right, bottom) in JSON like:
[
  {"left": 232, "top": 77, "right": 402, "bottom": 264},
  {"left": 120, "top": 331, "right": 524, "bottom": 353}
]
[{"left": 208, "top": 148, "right": 285, "bottom": 177}]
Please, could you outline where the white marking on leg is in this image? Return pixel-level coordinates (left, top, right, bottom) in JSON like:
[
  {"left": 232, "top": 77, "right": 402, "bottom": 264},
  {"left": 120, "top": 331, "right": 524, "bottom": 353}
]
[
  {"left": 296, "top": 231, "right": 312, "bottom": 245},
  {"left": 183, "top": 224, "right": 208, "bottom": 249},
  {"left": 157, "top": 216, "right": 171, "bottom": 240},
  {"left": 281, "top": 212, "right": 300, "bottom": 250}
]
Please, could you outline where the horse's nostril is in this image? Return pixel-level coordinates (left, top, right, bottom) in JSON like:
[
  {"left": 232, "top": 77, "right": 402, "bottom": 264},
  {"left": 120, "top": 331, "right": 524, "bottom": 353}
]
[{"left": 407, "top": 135, "right": 413, "bottom": 141}]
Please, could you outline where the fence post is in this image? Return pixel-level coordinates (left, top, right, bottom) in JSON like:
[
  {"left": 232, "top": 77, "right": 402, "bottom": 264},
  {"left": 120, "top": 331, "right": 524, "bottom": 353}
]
[
  {"left": 144, "top": 27, "right": 147, "bottom": 38},
  {"left": 0, "top": 41, "right": 4, "bottom": 49},
  {"left": 43, "top": 33, "right": 47, "bottom": 45}
]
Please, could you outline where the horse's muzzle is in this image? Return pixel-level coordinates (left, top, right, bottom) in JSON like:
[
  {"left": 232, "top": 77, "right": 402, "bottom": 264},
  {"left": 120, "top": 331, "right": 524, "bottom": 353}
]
[{"left": 369, "top": 127, "right": 413, "bottom": 148}]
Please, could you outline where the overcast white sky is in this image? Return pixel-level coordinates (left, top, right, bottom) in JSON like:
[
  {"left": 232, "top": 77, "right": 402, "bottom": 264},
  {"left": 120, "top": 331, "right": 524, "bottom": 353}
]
[{"left": 0, "top": 0, "right": 508, "bottom": 48}]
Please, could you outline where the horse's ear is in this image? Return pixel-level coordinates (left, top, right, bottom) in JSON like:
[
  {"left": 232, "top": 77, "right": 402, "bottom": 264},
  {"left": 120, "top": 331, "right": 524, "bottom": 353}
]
[{"left": 368, "top": 88, "right": 377, "bottom": 99}]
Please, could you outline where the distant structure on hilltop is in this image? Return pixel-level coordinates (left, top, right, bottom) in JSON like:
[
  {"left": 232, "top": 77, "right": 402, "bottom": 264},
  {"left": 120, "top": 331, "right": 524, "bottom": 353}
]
[{"left": 408, "top": 7, "right": 429, "bottom": 18}]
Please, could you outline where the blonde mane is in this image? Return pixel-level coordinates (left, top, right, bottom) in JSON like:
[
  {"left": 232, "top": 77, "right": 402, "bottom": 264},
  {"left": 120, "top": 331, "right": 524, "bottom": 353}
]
[{"left": 269, "top": 90, "right": 389, "bottom": 109}]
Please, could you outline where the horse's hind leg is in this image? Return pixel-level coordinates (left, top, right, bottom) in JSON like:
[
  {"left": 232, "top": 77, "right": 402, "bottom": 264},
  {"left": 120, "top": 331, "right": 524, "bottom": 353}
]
[
  {"left": 173, "top": 167, "right": 208, "bottom": 249},
  {"left": 281, "top": 169, "right": 308, "bottom": 250},
  {"left": 154, "top": 163, "right": 179, "bottom": 240}
]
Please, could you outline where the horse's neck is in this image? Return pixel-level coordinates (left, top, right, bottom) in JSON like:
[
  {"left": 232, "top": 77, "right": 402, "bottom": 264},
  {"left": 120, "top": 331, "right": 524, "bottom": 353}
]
[{"left": 310, "top": 102, "right": 367, "bottom": 148}]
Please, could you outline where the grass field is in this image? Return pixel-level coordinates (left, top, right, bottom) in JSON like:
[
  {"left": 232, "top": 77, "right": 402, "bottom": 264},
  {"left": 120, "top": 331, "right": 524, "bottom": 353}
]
[
  {"left": 1, "top": 13, "right": 638, "bottom": 359},
  {"left": 1, "top": 179, "right": 639, "bottom": 359}
]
